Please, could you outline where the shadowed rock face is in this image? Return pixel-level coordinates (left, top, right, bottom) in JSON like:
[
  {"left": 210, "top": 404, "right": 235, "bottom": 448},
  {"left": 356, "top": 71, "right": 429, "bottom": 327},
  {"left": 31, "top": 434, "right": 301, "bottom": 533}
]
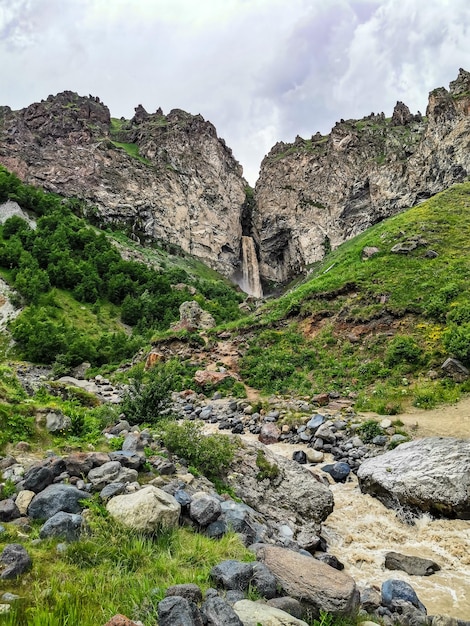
[
  {"left": 254, "top": 68, "right": 470, "bottom": 283},
  {"left": 0, "top": 92, "right": 246, "bottom": 278}
]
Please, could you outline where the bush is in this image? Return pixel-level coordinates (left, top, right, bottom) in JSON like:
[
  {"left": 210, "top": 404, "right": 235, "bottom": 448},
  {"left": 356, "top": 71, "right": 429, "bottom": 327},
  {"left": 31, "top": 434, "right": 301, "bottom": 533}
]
[
  {"left": 120, "top": 366, "right": 174, "bottom": 425},
  {"left": 357, "top": 419, "right": 384, "bottom": 442},
  {"left": 385, "top": 336, "right": 422, "bottom": 366},
  {"left": 443, "top": 323, "right": 470, "bottom": 364},
  {"left": 160, "top": 420, "right": 236, "bottom": 480}
]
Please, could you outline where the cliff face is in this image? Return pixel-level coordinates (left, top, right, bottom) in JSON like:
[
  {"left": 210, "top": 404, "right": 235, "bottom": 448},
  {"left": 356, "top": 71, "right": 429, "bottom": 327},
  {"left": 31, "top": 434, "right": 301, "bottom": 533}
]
[
  {"left": 254, "top": 69, "right": 470, "bottom": 283},
  {"left": 0, "top": 92, "right": 246, "bottom": 277}
]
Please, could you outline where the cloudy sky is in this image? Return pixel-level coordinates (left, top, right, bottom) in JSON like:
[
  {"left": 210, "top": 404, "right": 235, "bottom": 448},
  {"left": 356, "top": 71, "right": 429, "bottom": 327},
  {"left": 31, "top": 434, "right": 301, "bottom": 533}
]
[{"left": 1, "top": 0, "right": 469, "bottom": 184}]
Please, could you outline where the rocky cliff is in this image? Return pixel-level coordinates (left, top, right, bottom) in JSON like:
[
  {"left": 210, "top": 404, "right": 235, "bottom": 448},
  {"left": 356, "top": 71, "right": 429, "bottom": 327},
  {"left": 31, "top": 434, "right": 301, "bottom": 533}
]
[
  {"left": 254, "top": 68, "right": 470, "bottom": 283},
  {"left": 0, "top": 91, "right": 246, "bottom": 277}
]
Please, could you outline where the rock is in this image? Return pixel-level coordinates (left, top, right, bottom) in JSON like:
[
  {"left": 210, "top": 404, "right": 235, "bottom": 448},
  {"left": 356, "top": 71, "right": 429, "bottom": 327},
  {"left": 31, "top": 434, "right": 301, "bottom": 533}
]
[
  {"left": 292, "top": 450, "right": 307, "bottom": 464},
  {"left": 39, "top": 511, "right": 83, "bottom": 541},
  {"left": 106, "top": 485, "right": 180, "bottom": 532},
  {"left": 28, "top": 484, "right": 91, "bottom": 520},
  {"left": 357, "top": 437, "right": 470, "bottom": 518},
  {"left": 251, "top": 561, "right": 277, "bottom": 599},
  {"left": 109, "top": 451, "right": 144, "bottom": 470},
  {"left": 259, "top": 423, "right": 281, "bottom": 445},
  {"left": 306, "top": 415, "right": 325, "bottom": 432},
  {"left": 122, "top": 433, "right": 146, "bottom": 456},
  {"left": 441, "top": 357, "right": 469, "bottom": 381},
  {"left": 256, "top": 545, "right": 359, "bottom": 616},
  {"left": 233, "top": 600, "right": 309, "bottom": 626},
  {"left": 321, "top": 462, "right": 351, "bottom": 483},
  {"left": 46, "top": 411, "right": 72, "bottom": 433},
  {"left": 23, "top": 465, "right": 54, "bottom": 493},
  {"left": 189, "top": 492, "right": 222, "bottom": 526},
  {"left": 384, "top": 551, "right": 440, "bottom": 576},
  {"left": 100, "top": 483, "right": 126, "bottom": 501},
  {"left": 210, "top": 560, "right": 254, "bottom": 591},
  {"left": 64, "top": 453, "right": 94, "bottom": 477},
  {"left": 144, "top": 350, "right": 164, "bottom": 370},
  {"left": 103, "top": 615, "right": 140, "bottom": 626},
  {"left": 266, "top": 597, "right": 303, "bottom": 619},
  {"left": 225, "top": 442, "right": 333, "bottom": 540},
  {"left": 165, "top": 583, "right": 203, "bottom": 604},
  {"left": 201, "top": 594, "right": 243, "bottom": 626},
  {"left": 381, "top": 579, "right": 427, "bottom": 613},
  {"left": 174, "top": 301, "right": 215, "bottom": 331},
  {"left": 312, "top": 393, "right": 329, "bottom": 406},
  {"left": 362, "top": 246, "right": 380, "bottom": 259},
  {"left": 305, "top": 449, "right": 324, "bottom": 463},
  {"left": 15, "top": 490, "right": 35, "bottom": 516},
  {"left": 158, "top": 596, "right": 204, "bottom": 626},
  {"left": 205, "top": 519, "right": 227, "bottom": 539},
  {"left": 0, "top": 499, "right": 20, "bottom": 522},
  {"left": 0, "top": 544, "right": 32, "bottom": 579},
  {"left": 360, "top": 586, "right": 381, "bottom": 613},
  {"left": 314, "top": 554, "right": 344, "bottom": 570}
]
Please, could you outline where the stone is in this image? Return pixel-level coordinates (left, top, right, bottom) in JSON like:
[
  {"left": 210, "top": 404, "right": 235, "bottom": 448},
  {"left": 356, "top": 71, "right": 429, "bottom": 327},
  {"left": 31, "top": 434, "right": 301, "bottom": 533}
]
[
  {"left": 259, "top": 423, "right": 281, "bottom": 445},
  {"left": 174, "top": 301, "right": 215, "bottom": 331},
  {"left": 0, "top": 544, "right": 32, "bottom": 579},
  {"left": 384, "top": 551, "right": 440, "bottom": 576},
  {"left": 205, "top": 519, "right": 227, "bottom": 539},
  {"left": 100, "top": 483, "right": 126, "bottom": 501},
  {"left": 201, "top": 595, "right": 243, "bottom": 626},
  {"left": 314, "top": 554, "right": 344, "bottom": 570},
  {"left": 357, "top": 437, "right": 470, "bottom": 518},
  {"left": 109, "top": 451, "right": 144, "bottom": 470},
  {"left": 106, "top": 486, "right": 180, "bottom": 532},
  {"left": 28, "top": 484, "right": 91, "bottom": 520},
  {"left": 23, "top": 465, "right": 54, "bottom": 493},
  {"left": 39, "top": 511, "right": 83, "bottom": 542},
  {"left": 312, "top": 393, "right": 329, "bottom": 406},
  {"left": 233, "top": 600, "right": 309, "bottom": 626},
  {"left": 307, "top": 414, "right": 325, "bottom": 432},
  {"left": 267, "top": 597, "right": 303, "bottom": 619},
  {"left": 87, "top": 461, "right": 122, "bottom": 490},
  {"left": 251, "top": 561, "right": 277, "bottom": 599},
  {"left": 441, "top": 357, "right": 469, "bottom": 381},
  {"left": 103, "top": 615, "right": 140, "bottom": 626},
  {"left": 165, "top": 583, "right": 203, "bottom": 604},
  {"left": 0, "top": 499, "right": 20, "bottom": 522},
  {"left": 194, "top": 371, "right": 229, "bottom": 387},
  {"left": 144, "top": 350, "right": 164, "bottom": 370},
  {"left": 158, "top": 596, "right": 204, "bottom": 626},
  {"left": 305, "top": 449, "right": 324, "bottom": 463},
  {"left": 292, "top": 450, "right": 307, "bottom": 464},
  {"left": 189, "top": 492, "right": 222, "bottom": 526},
  {"left": 256, "top": 545, "right": 359, "bottom": 616},
  {"left": 210, "top": 560, "right": 254, "bottom": 591},
  {"left": 64, "top": 453, "right": 94, "bottom": 477},
  {"left": 381, "top": 579, "right": 426, "bottom": 613},
  {"left": 362, "top": 246, "right": 380, "bottom": 259},
  {"left": 321, "top": 462, "right": 351, "bottom": 483},
  {"left": 46, "top": 411, "right": 72, "bottom": 433}
]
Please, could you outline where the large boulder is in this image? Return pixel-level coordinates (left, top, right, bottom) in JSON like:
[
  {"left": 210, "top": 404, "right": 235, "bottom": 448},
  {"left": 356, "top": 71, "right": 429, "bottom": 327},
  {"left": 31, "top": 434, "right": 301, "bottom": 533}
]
[
  {"left": 28, "top": 484, "right": 90, "bottom": 520},
  {"left": 39, "top": 511, "right": 83, "bottom": 542},
  {"left": 255, "top": 545, "right": 359, "bottom": 617},
  {"left": 106, "top": 486, "right": 180, "bottom": 532},
  {"left": 357, "top": 437, "right": 470, "bottom": 518},
  {"left": 225, "top": 441, "right": 333, "bottom": 541},
  {"left": 233, "top": 600, "right": 308, "bottom": 626},
  {"left": 0, "top": 544, "right": 32, "bottom": 579}
]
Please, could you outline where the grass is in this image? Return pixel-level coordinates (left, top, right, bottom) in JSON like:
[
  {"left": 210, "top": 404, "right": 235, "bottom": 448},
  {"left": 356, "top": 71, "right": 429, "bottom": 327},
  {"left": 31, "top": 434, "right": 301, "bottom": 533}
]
[
  {"left": 236, "top": 183, "right": 470, "bottom": 409},
  {"left": 110, "top": 140, "right": 152, "bottom": 165},
  {"left": 0, "top": 514, "right": 254, "bottom": 626}
]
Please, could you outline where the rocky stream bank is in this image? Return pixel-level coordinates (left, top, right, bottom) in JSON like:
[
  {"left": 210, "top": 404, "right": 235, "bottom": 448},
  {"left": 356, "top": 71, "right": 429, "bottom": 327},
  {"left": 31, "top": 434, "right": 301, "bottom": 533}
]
[{"left": 0, "top": 372, "right": 469, "bottom": 625}]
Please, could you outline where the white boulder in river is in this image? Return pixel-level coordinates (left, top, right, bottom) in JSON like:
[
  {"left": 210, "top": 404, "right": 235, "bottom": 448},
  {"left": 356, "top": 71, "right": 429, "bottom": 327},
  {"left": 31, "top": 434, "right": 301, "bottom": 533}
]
[{"left": 357, "top": 437, "right": 470, "bottom": 518}]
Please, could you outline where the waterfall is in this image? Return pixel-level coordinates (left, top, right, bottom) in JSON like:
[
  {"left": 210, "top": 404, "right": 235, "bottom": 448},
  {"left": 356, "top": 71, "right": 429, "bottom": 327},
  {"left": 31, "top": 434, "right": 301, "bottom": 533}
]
[{"left": 241, "top": 236, "right": 263, "bottom": 298}]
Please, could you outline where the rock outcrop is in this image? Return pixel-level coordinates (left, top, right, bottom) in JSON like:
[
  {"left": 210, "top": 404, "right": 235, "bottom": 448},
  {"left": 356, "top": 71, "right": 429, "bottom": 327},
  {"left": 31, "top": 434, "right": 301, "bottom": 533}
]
[
  {"left": 0, "top": 92, "right": 246, "bottom": 277},
  {"left": 254, "top": 68, "right": 470, "bottom": 282},
  {"left": 357, "top": 437, "right": 470, "bottom": 518}
]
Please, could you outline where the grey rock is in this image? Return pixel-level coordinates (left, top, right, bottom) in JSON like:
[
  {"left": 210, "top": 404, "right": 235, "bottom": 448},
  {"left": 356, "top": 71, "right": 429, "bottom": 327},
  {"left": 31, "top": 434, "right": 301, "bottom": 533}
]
[
  {"left": 109, "top": 451, "right": 144, "bottom": 470},
  {"left": 28, "top": 484, "right": 91, "bottom": 520},
  {"left": 46, "top": 411, "right": 72, "bottom": 433},
  {"left": 189, "top": 493, "right": 222, "bottom": 526},
  {"left": 321, "top": 462, "right": 351, "bottom": 483},
  {"left": 267, "top": 597, "right": 303, "bottom": 619},
  {"left": 385, "top": 551, "right": 440, "bottom": 576},
  {"left": 39, "top": 511, "right": 83, "bottom": 541},
  {"left": 251, "top": 561, "right": 277, "bottom": 599},
  {"left": 205, "top": 519, "right": 227, "bottom": 539},
  {"left": 122, "top": 433, "right": 145, "bottom": 456},
  {"left": 314, "top": 554, "right": 344, "bottom": 570},
  {"left": 357, "top": 437, "right": 470, "bottom": 518},
  {"left": 210, "top": 560, "right": 254, "bottom": 591},
  {"left": 0, "top": 499, "right": 20, "bottom": 522},
  {"left": 0, "top": 544, "right": 32, "bottom": 579},
  {"left": 381, "top": 579, "right": 427, "bottom": 613},
  {"left": 165, "top": 583, "right": 203, "bottom": 604},
  {"left": 306, "top": 415, "right": 325, "bottom": 432},
  {"left": 292, "top": 450, "right": 307, "bottom": 464},
  {"left": 202, "top": 595, "right": 243, "bottom": 626},
  {"left": 174, "top": 489, "right": 192, "bottom": 508},
  {"left": 99, "top": 482, "right": 126, "bottom": 501},
  {"left": 87, "top": 461, "right": 122, "bottom": 490},
  {"left": 23, "top": 465, "right": 54, "bottom": 493},
  {"left": 158, "top": 595, "right": 203, "bottom": 626}
]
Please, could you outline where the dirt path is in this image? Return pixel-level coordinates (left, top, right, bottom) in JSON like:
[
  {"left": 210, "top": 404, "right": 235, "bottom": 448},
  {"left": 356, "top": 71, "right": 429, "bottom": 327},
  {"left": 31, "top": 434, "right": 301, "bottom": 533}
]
[{"left": 364, "top": 396, "right": 470, "bottom": 439}]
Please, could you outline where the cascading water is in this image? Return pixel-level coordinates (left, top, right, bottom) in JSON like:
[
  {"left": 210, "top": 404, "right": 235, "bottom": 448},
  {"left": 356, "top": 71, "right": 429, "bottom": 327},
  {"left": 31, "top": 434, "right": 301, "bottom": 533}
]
[{"left": 241, "top": 236, "right": 263, "bottom": 298}]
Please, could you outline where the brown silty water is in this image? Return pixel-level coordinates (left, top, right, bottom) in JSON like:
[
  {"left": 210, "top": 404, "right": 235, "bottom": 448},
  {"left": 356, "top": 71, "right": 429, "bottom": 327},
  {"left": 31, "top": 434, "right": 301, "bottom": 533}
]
[{"left": 207, "top": 398, "right": 470, "bottom": 619}]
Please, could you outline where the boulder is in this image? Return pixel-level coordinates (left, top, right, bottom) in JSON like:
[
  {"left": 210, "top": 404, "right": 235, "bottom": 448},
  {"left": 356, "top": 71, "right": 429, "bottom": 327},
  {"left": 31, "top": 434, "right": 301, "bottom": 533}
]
[
  {"left": 0, "top": 544, "right": 32, "bottom": 579},
  {"left": 23, "top": 465, "right": 54, "bottom": 493},
  {"left": 233, "top": 600, "right": 308, "bottom": 626},
  {"left": 46, "top": 411, "right": 72, "bottom": 433},
  {"left": 165, "top": 583, "right": 203, "bottom": 604},
  {"left": 15, "top": 490, "right": 35, "bottom": 516},
  {"left": 357, "top": 437, "right": 470, "bottom": 518},
  {"left": 158, "top": 595, "right": 204, "bottom": 626},
  {"left": 106, "top": 486, "right": 180, "bottom": 532},
  {"left": 39, "top": 511, "right": 83, "bottom": 542},
  {"left": 255, "top": 545, "right": 359, "bottom": 616},
  {"left": 321, "top": 462, "right": 351, "bottom": 483},
  {"left": 173, "top": 301, "right": 215, "bottom": 331},
  {"left": 266, "top": 597, "right": 303, "bottom": 619},
  {"left": 259, "top": 423, "right": 281, "bottom": 445},
  {"left": 251, "top": 561, "right": 277, "bottom": 599},
  {"left": 0, "top": 499, "right": 20, "bottom": 522},
  {"left": 201, "top": 594, "right": 243, "bottom": 626},
  {"left": 103, "top": 615, "right": 140, "bottom": 626},
  {"left": 381, "top": 578, "right": 427, "bottom": 612},
  {"left": 210, "top": 560, "right": 254, "bottom": 591},
  {"left": 28, "top": 484, "right": 90, "bottom": 520},
  {"left": 189, "top": 492, "right": 221, "bottom": 526},
  {"left": 384, "top": 551, "right": 440, "bottom": 576},
  {"left": 64, "top": 453, "right": 94, "bottom": 477}
]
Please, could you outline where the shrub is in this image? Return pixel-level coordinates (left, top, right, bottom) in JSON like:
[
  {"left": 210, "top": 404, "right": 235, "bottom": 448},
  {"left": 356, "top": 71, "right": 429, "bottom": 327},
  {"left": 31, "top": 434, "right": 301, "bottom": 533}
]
[
  {"left": 385, "top": 336, "right": 422, "bottom": 366},
  {"left": 255, "top": 449, "right": 280, "bottom": 481},
  {"left": 160, "top": 420, "right": 236, "bottom": 480},
  {"left": 443, "top": 323, "right": 470, "bottom": 364},
  {"left": 120, "top": 367, "right": 173, "bottom": 425},
  {"left": 357, "top": 419, "right": 384, "bottom": 442}
]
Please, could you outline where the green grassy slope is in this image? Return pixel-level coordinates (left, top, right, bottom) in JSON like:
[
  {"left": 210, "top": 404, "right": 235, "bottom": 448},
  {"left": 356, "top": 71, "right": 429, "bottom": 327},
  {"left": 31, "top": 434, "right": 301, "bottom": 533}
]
[{"left": 238, "top": 182, "right": 470, "bottom": 412}]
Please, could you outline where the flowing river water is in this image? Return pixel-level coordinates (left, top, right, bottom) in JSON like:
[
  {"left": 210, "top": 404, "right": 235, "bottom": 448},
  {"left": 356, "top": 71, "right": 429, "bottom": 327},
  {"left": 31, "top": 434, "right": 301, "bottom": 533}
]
[{"left": 209, "top": 398, "right": 470, "bottom": 620}]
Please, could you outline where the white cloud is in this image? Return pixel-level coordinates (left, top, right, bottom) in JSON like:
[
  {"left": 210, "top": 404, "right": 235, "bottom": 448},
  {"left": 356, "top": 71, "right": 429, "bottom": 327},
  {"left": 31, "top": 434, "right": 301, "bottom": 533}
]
[{"left": 0, "top": 0, "right": 469, "bottom": 184}]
